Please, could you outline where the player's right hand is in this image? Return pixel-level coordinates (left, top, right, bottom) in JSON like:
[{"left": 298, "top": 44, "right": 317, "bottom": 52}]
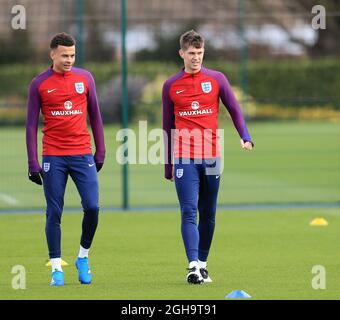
[
  {"left": 28, "top": 171, "right": 43, "bottom": 185},
  {"left": 95, "top": 162, "right": 103, "bottom": 172},
  {"left": 240, "top": 139, "right": 253, "bottom": 150}
]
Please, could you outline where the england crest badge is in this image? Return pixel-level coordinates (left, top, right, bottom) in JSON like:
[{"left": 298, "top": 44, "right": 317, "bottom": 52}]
[
  {"left": 43, "top": 163, "right": 50, "bottom": 173},
  {"left": 201, "top": 81, "right": 212, "bottom": 93},
  {"left": 176, "top": 168, "right": 184, "bottom": 178},
  {"left": 75, "top": 82, "right": 85, "bottom": 94}
]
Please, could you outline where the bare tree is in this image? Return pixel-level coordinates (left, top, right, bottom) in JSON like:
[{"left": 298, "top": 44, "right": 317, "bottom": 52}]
[{"left": 252, "top": 0, "right": 340, "bottom": 57}]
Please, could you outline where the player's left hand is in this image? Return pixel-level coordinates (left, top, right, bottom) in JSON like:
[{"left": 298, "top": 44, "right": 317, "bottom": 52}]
[
  {"left": 95, "top": 162, "right": 103, "bottom": 172},
  {"left": 240, "top": 139, "right": 253, "bottom": 151},
  {"left": 28, "top": 170, "right": 43, "bottom": 185}
]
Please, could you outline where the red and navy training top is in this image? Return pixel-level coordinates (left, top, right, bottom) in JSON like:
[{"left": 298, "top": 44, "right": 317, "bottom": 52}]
[
  {"left": 162, "top": 66, "right": 252, "bottom": 179},
  {"left": 26, "top": 67, "right": 105, "bottom": 172}
]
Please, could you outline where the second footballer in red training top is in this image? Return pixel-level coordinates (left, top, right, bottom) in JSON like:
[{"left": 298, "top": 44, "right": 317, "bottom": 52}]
[
  {"left": 163, "top": 30, "right": 254, "bottom": 284},
  {"left": 26, "top": 32, "right": 106, "bottom": 286}
]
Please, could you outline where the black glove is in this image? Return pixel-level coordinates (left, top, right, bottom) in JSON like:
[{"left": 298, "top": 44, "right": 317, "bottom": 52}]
[
  {"left": 96, "top": 163, "right": 103, "bottom": 173},
  {"left": 28, "top": 171, "right": 43, "bottom": 185}
]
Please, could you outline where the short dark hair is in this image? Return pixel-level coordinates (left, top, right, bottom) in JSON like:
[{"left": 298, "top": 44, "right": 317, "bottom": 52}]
[
  {"left": 180, "top": 30, "right": 204, "bottom": 50},
  {"left": 50, "top": 32, "right": 76, "bottom": 49}
]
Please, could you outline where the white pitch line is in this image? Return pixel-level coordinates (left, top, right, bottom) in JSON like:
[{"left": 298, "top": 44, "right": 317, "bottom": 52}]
[{"left": 0, "top": 193, "right": 18, "bottom": 205}]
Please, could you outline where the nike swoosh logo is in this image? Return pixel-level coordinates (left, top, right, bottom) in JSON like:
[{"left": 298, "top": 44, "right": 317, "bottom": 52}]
[
  {"left": 88, "top": 164, "right": 95, "bottom": 167},
  {"left": 47, "top": 89, "right": 57, "bottom": 93},
  {"left": 176, "top": 90, "right": 185, "bottom": 94},
  {"left": 216, "top": 175, "right": 219, "bottom": 179}
]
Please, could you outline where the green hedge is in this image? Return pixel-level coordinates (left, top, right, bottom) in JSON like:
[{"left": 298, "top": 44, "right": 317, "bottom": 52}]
[
  {"left": 0, "top": 62, "right": 179, "bottom": 98},
  {"left": 77, "top": 58, "right": 340, "bottom": 109},
  {"left": 246, "top": 59, "right": 340, "bottom": 108},
  {"left": 206, "top": 59, "right": 340, "bottom": 108},
  {"left": 0, "top": 58, "right": 339, "bottom": 109}
]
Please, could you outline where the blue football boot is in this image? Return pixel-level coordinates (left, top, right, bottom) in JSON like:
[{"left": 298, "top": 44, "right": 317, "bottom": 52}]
[
  {"left": 75, "top": 257, "right": 92, "bottom": 284},
  {"left": 50, "top": 270, "right": 64, "bottom": 286}
]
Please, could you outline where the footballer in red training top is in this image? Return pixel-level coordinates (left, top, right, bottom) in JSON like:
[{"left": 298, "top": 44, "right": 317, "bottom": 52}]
[
  {"left": 163, "top": 30, "right": 253, "bottom": 284},
  {"left": 26, "top": 32, "right": 105, "bottom": 286}
]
